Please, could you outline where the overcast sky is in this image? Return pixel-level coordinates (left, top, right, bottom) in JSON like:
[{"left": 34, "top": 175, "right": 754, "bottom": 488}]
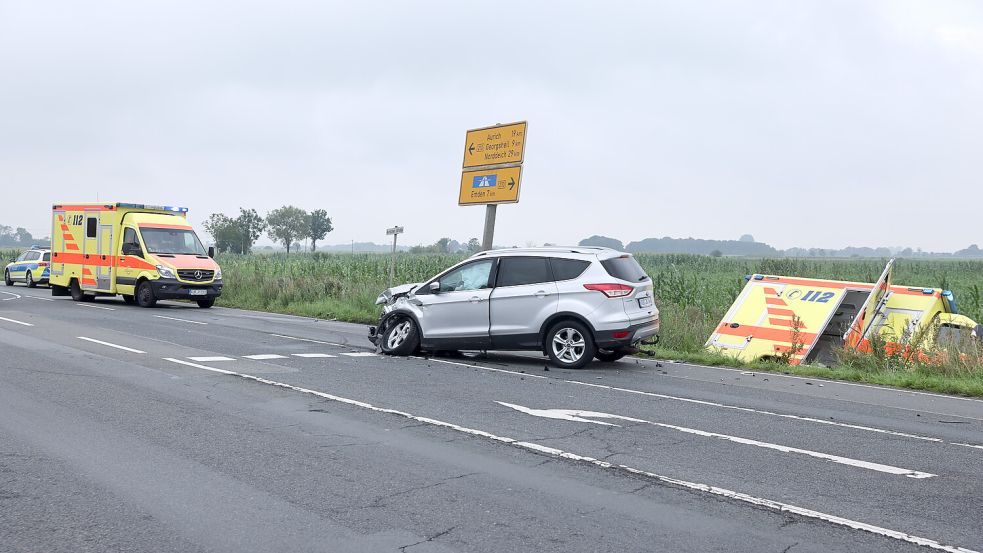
[{"left": 1, "top": 0, "right": 981, "bottom": 251}]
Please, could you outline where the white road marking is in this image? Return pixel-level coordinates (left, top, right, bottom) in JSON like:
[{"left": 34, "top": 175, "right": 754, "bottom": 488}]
[
  {"left": 77, "top": 336, "right": 146, "bottom": 353},
  {"left": 159, "top": 357, "right": 977, "bottom": 553},
  {"left": 76, "top": 303, "right": 115, "bottom": 311},
  {"left": 0, "top": 290, "right": 21, "bottom": 301},
  {"left": 292, "top": 353, "right": 337, "bottom": 358},
  {"left": 421, "top": 357, "right": 946, "bottom": 443},
  {"left": 270, "top": 333, "right": 346, "bottom": 347},
  {"left": 953, "top": 443, "right": 983, "bottom": 451},
  {"left": 498, "top": 402, "right": 936, "bottom": 479},
  {"left": 188, "top": 356, "right": 235, "bottom": 362},
  {"left": 653, "top": 358, "right": 983, "bottom": 405},
  {"left": 341, "top": 352, "right": 375, "bottom": 357},
  {"left": 242, "top": 354, "right": 288, "bottom": 360},
  {"left": 27, "top": 295, "right": 54, "bottom": 301},
  {"left": 154, "top": 315, "right": 208, "bottom": 325},
  {"left": 0, "top": 315, "right": 34, "bottom": 327}
]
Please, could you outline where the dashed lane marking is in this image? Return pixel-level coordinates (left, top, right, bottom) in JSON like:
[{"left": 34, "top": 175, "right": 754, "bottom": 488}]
[
  {"left": 243, "top": 354, "right": 288, "bottom": 360},
  {"left": 77, "top": 336, "right": 146, "bottom": 353},
  {"left": 0, "top": 315, "right": 34, "bottom": 327},
  {"left": 160, "top": 357, "right": 978, "bottom": 553},
  {"left": 24, "top": 294, "right": 54, "bottom": 301},
  {"left": 292, "top": 353, "right": 337, "bottom": 358},
  {"left": 341, "top": 352, "right": 376, "bottom": 357},
  {"left": 420, "top": 357, "right": 953, "bottom": 444},
  {"left": 154, "top": 315, "right": 208, "bottom": 325},
  {"left": 76, "top": 303, "right": 115, "bottom": 311},
  {"left": 188, "top": 356, "right": 235, "bottom": 362}
]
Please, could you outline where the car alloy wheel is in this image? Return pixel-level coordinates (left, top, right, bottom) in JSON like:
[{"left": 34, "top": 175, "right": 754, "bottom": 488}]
[
  {"left": 552, "top": 327, "right": 586, "bottom": 364},
  {"left": 387, "top": 320, "right": 412, "bottom": 350}
]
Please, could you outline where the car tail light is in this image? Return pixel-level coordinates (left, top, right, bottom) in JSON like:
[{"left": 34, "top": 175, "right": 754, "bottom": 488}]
[
  {"left": 584, "top": 283, "right": 633, "bottom": 298},
  {"left": 612, "top": 331, "right": 631, "bottom": 339}
]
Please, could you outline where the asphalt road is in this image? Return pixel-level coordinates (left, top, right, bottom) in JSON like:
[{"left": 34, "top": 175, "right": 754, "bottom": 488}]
[{"left": 1, "top": 285, "right": 982, "bottom": 553}]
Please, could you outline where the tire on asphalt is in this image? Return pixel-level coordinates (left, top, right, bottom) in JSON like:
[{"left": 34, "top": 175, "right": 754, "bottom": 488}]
[
  {"left": 545, "top": 320, "right": 596, "bottom": 370},
  {"left": 380, "top": 316, "right": 420, "bottom": 356},
  {"left": 135, "top": 280, "right": 157, "bottom": 308},
  {"left": 69, "top": 279, "right": 94, "bottom": 302},
  {"left": 26, "top": 271, "right": 36, "bottom": 288},
  {"left": 196, "top": 299, "right": 215, "bottom": 308},
  {"left": 594, "top": 348, "right": 628, "bottom": 363},
  {"left": 4, "top": 270, "right": 12, "bottom": 286}
]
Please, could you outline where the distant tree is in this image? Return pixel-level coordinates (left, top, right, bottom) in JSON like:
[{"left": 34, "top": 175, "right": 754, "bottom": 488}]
[
  {"left": 15, "top": 227, "right": 32, "bottom": 245},
  {"left": 435, "top": 237, "right": 452, "bottom": 254},
  {"left": 739, "top": 234, "right": 755, "bottom": 242},
  {"left": 266, "top": 206, "right": 309, "bottom": 253},
  {"left": 291, "top": 241, "right": 302, "bottom": 252},
  {"left": 307, "top": 209, "right": 333, "bottom": 251},
  {"left": 466, "top": 237, "right": 481, "bottom": 254},
  {"left": 203, "top": 214, "right": 238, "bottom": 253},
  {"left": 543, "top": 243, "right": 557, "bottom": 247},
  {"left": 710, "top": 249, "right": 723, "bottom": 257},
  {"left": 234, "top": 208, "right": 266, "bottom": 254},
  {"left": 579, "top": 235, "right": 624, "bottom": 250}
]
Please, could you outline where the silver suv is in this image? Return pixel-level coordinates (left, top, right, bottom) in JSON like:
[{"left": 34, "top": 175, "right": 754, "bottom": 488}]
[{"left": 368, "top": 247, "right": 659, "bottom": 369}]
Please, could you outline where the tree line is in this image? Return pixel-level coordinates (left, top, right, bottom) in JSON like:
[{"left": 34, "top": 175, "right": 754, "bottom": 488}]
[
  {"left": 0, "top": 225, "right": 48, "bottom": 248},
  {"left": 204, "top": 206, "right": 333, "bottom": 254}
]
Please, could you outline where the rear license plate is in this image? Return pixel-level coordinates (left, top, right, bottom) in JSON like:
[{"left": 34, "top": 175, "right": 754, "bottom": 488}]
[
  {"left": 189, "top": 289, "right": 207, "bottom": 296},
  {"left": 638, "top": 296, "right": 653, "bottom": 308}
]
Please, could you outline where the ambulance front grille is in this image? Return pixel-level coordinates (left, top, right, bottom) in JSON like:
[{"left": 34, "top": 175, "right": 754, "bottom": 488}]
[{"left": 177, "top": 269, "right": 214, "bottom": 282}]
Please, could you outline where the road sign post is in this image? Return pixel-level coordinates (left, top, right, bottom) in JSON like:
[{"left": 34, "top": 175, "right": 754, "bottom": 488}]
[
  {"left": 459, "top": 121, "right": 527, "bottom": 251},
  {"left": 386, "top": 225, "right": 403, "bottom": 287}
]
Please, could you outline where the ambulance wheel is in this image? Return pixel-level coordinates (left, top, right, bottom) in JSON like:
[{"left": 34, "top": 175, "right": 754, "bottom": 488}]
[
  {"left": 26, "top": 271, "right": 37, "bottom": 288},
  {"left": 70, "top": 279, "right": 94, "bottom": 302},
  {"left": 196, "top": 299, "right": 215, "bottom": 308},
  {"left": 136, "top": 281, "right": 157, "bottom": 308},
  {"left": 3, "top": 270, "right": 12, "bottom": 286},
  {"left": 122, "top": 295, "right": 136, "bottom": 305}
]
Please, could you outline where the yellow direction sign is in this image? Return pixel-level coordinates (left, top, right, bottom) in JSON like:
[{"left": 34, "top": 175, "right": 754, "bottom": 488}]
[
  {"left": 458, "top": 166, "right": 522, "bottom": 206},
  {"left": 463, "top": 121, "right": 527, "bottom": 169}
]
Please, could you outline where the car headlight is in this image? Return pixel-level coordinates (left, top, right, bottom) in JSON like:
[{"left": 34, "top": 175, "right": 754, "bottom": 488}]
[
  {"left": 156, "top": 265, "right": 176, "bottom": 279},
  {"left": 214, "top": 268, "right": 222, "bottom": 280},
  {"left": 375, "top": 294, "right": 387, "bottom": 306}
]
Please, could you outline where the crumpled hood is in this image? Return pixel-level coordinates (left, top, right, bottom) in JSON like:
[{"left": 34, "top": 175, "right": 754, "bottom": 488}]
[{"left": 378, "top": 282, "right": 422, "bottom": 304}]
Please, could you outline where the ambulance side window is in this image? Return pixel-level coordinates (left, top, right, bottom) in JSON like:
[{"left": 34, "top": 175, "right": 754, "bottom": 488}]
[{"left": 122, "top": 228, "right": 142, "bottom": 256}]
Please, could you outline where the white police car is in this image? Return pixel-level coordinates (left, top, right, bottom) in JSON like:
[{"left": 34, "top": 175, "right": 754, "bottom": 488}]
[{"left": 4, "top": 247, "right": 51, "bottom": 287}]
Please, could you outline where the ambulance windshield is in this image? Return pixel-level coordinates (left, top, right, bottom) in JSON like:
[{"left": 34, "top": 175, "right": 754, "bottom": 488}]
[{"left": 141, "top": 228, "right": 207, "bottom": 256}]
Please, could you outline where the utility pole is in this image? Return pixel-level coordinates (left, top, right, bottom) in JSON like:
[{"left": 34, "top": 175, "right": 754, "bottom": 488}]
[{"left": 386, "top": 226, "right": 404, "bottom": 287}]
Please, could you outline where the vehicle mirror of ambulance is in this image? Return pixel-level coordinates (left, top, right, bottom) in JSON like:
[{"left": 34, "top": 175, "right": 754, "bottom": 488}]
[{"left": 208, "top": 246, "right": 215, "bottom": 258}]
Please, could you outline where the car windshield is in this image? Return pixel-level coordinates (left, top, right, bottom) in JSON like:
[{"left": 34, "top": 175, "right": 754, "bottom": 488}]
[{"left": 140, "top": 228, "right": 207, "bottom": 255}]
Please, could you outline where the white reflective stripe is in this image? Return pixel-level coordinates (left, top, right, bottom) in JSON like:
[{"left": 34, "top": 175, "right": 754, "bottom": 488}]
[
  {"left": 159, "top": 357, "right": 978, "bottom": 553},
  {"left": 76, "top": 303, "right": 115, "bottom": 310},
  {"left": 243, "top": 354, "right": 287, "bottom": 360},
  {"left": 292, "top": 353, "right": 337, "bottom": 358},
  {"left": 77, "top": 336, "right": 145, "bottom": 353},
  {"left": 188, "top": 356, "right": 235, "bottom": 362},
  {"left": 341, "top": 352, "right": 375, "bottom": 357},
  {"left": 154, "top": 315, "right": 207, "bottom": 325}
]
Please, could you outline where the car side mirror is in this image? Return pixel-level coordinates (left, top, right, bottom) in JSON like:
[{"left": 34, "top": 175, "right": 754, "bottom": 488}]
[
  {"left": 429, "top": 282, "right": 440, "bottom": 294},
  {"left": 122, "top": 243, "right": 142, "bottom": 256},
  {"left": 208, "top": 246, "right": 215, "bottom": 258},
  {"left": 975, "top": 325, "right": 983, "bottom": 342}
]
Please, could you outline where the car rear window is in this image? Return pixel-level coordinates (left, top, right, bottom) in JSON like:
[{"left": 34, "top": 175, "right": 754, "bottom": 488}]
[
  {"left": 497, "top": 257, "right": 551, "bottom": 287},
  {"left": 42, "top": 252, "right": 50, "bottom": 262},
  {"left": 601, "top": 256, "right": 649, "bottom": 282},
  {"left": 550, "top": 258, "right": 590, "bottom": 281}
]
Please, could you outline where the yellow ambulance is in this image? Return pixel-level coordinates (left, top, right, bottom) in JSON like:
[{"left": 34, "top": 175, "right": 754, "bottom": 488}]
[
  {"left": 706, "top": 260, "right": 980, "bottom": 365},
  {"left": 49, "top": 203, "right": 222, "bottom": 308}
]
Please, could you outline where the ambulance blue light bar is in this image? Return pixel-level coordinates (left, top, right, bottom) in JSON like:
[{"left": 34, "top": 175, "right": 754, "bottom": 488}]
[{"left": 115, "top": 203, "right": 188, "bottom": 213}]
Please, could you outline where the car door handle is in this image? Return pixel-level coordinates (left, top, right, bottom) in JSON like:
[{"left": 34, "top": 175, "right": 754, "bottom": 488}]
[
  {"left": 469, "top": 296, "right": 484, "bottom": 303},
  {"left": 535, "top": 290, "right": 548, "bottom": 298}
]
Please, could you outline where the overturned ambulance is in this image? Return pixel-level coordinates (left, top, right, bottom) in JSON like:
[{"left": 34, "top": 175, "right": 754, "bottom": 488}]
[{"left": 706, "top": 260, "right": 981, "bottom": 365}]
